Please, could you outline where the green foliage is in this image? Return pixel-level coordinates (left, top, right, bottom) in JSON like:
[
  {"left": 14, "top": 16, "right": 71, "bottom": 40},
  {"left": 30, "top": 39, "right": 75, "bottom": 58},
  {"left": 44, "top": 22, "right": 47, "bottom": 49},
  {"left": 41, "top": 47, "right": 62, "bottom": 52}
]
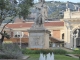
[
  {"left": 72, "top": 49, "right": 80, "bottom": 54},
  {"left": 0, "top": 0, "right": 5, "bottom": 10},
  {"left": 53, "top": 49, "right": 67, "bottom": 54},
  {"left": 0, "top": 0, "right": 33, "bottom": 45},
  {"left": 0, "top": 43, "right": 23, "bottom": 59},
  {"left": 0, "top": 54, "right": 17, "bottom": 59},
  {"left": 0, "top": 0, "right": 18, "bottom": 22},
  {"left": 18, "top": 0, "right": 33, "bottom": 19},
  {"left": 22, "top": 48, "right": 67, "bottom": 54},
  {"left": 0, "top": 0, "right": 33, "bottom": 23},
  {"left": 2, "top": 31, "right": 10, "bottom": 39}
]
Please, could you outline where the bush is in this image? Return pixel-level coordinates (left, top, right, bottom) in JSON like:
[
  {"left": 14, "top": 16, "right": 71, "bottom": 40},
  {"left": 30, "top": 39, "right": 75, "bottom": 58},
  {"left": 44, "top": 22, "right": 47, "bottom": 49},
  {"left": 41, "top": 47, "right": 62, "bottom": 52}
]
[
  {"left": 72, "top": 49, "right": 80, "bottom": 54},
  {"left": 22, "top": 48, "right": 67, "bottom": 54},
  {"left": 0, "top": 43, "right": 23, "bottom": 59},
  {"left": 53, "top": 49, "right": 67, "bottom": 54}
]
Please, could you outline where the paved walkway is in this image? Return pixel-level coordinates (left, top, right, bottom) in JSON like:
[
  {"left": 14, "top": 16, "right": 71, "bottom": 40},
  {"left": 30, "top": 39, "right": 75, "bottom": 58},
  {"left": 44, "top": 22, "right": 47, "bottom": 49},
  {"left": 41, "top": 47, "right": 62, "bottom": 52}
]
[
  {"left": 66, "top": 54, "right": 79, "bottom": 59},
  {"left": 61, "top": 47, "right": 73, "bottom": 52},
  {"left": 22, "top": 55, "right": 29, "bottom": 59}
]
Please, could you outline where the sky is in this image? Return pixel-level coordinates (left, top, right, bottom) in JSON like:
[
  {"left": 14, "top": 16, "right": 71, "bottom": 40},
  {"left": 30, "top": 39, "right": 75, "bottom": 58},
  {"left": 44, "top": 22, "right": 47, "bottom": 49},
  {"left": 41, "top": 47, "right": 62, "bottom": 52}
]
[{"left": 34, "top": 0, "right": 80, "bottom": 3}]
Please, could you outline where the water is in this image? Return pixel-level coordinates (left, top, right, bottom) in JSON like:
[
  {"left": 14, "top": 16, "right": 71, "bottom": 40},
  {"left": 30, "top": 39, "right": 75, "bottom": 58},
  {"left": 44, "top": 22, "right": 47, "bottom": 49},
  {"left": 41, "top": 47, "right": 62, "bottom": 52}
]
[{"left": 39, "top": 53, "right": 54, "bottom": 60}]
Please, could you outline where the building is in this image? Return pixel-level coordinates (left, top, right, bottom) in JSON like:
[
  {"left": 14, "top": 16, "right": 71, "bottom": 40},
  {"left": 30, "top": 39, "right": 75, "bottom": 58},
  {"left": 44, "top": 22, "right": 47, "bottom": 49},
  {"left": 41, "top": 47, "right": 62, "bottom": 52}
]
[
  {"left": 3, "top": 9, "right": 80, "bottom": 49},
  {"left": 62, "top": 8, "right": 80, "bottom": 49}
]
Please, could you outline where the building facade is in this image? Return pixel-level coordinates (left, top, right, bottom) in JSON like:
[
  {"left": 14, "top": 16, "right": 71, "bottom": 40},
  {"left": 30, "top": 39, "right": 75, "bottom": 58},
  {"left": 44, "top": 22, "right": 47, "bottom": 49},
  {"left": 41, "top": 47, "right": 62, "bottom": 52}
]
[
  {"left": 4, "top": 9, "right": 80, "bottom": 49},
  {"left": 62, "top": 8, "right": 80, "bottom": 49}
]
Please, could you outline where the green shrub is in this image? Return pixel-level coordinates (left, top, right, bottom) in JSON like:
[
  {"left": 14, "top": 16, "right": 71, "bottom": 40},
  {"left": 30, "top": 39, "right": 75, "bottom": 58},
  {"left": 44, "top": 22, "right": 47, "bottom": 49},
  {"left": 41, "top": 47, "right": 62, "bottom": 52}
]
[
  {"left": 72, "top": 50, "right": 80, "bottom": 54},
  {"left": 22, "top": 48, "right": 67, "bottom": 54},
  {"left": 0, "top": 54, "right": 18, "bottom": 59},
  {"left": 0, "top": 43, "right": 23, "bottom": 59},
  {"left": 39, "top": 49, "right": 53, "bottom": 54},
  {"left": 53, "top": 49, "right": 67, "bottom": 54}
]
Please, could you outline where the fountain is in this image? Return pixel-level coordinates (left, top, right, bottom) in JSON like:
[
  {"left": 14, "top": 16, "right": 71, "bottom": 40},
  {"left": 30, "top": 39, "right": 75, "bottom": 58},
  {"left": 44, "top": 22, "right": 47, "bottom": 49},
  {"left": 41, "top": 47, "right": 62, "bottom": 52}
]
[{"left": 39, "top": 53, "right": 54, "bottom": 60}]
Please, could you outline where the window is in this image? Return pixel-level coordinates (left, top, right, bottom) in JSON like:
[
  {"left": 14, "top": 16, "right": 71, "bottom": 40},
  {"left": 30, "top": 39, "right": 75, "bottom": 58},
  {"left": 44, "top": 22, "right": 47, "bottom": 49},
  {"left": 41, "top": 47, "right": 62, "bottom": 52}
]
[
  {"left": 18, "top": 35, "right": 20, "bottom": 37},
  {"left": 14, "top": 35, "right": 20, "bottom": 38},
  {"left": 15, "top": 35, "right": 17, "bottom": 37},
  {"left": 49, "top": 33, "right": 51, "bottom": 36},
  {"left": 62, "top": 33, "right": 64, "bottom": 39},
  {"left": 13, "top": 31, "right": 22, "bottom": 38}
]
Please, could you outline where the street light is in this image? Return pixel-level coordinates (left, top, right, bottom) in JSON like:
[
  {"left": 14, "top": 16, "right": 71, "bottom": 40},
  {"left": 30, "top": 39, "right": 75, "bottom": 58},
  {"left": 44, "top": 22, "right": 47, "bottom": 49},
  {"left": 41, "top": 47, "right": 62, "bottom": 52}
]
[
  {"left": 20, "top": 32, "right": 23, "bottom": 49},
  {"left": 17, "top": 32, "right": 23, "bottom": 49}
]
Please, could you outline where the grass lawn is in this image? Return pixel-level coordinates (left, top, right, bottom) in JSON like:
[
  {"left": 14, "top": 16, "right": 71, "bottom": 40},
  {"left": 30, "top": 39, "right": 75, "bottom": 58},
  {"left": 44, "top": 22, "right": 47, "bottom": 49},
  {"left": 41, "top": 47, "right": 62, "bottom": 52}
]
[{"left": 27, "top": 54, "right": 78, "bottom": 60}]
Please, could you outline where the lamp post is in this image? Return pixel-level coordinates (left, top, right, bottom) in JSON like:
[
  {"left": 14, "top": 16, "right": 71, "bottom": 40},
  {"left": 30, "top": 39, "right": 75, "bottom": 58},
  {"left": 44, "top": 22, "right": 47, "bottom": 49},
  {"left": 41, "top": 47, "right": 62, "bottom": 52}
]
[
  {"left": 20, "top": 34, "right": 22, "bottom": 49},
  {"left": 17, "top": 32, "right": 23, "bottom": 49},
  {"left": 20, "top": 32, "right": 23, "bottom": 49}
]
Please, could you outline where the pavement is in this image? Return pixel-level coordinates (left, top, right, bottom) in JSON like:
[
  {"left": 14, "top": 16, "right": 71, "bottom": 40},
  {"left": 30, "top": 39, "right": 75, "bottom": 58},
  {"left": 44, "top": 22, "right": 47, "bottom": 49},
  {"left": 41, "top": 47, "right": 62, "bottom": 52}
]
[
  {"left": 60, "top": 47, "right": 73, "bottom": 52},
  {"left": 22, "top": 55, "right": 30, "bottom": 59},
  {"left": 66, "top": 54, "right": 79, "bottom": 59}
]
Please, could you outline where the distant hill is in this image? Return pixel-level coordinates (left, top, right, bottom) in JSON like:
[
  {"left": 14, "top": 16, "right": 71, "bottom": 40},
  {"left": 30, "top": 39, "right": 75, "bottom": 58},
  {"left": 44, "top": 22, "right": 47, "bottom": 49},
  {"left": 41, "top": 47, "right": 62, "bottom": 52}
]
[
  {"left": 2, "top": 1, "right": 80, "bottom": 23},
  {"left": 30, "top": 1, "right": 80, "bottom": 19}
]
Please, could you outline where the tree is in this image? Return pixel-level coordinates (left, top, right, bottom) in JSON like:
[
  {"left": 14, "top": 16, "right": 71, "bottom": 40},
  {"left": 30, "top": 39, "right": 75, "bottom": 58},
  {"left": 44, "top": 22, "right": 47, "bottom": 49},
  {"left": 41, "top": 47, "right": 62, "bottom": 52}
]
[
  {"left": 18, "top": 0, "right": 33, "bottom": 19},
  {"left": 0, "top": 0, "right": 33, "bottom": 47}
]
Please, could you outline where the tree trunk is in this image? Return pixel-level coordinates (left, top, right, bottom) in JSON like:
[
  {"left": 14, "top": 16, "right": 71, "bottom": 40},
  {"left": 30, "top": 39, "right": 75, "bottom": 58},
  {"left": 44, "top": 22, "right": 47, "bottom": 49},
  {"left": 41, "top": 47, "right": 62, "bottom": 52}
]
[{"left": 0, "top": 35, "right": 4, "bottom": 50}]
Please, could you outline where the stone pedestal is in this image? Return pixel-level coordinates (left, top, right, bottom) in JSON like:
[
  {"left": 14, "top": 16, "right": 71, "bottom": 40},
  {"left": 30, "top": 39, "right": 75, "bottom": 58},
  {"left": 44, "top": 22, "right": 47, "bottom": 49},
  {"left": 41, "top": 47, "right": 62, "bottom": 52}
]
[{"left": 28, "top": 27, "right": 50, "bottom": 49}]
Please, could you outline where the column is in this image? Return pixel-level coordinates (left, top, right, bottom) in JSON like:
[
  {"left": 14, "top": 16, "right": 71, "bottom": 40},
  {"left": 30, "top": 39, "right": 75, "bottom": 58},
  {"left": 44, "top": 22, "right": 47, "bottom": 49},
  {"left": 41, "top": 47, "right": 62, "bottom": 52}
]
[
  {"left": 74, "top": 38, "right": 76, "bottom": 48},
  {"left": 73, "top": 34, "right": 77, "bottom": 48},
  {"left": 70, "top": 31, "right": 73, "bottom": 48}
]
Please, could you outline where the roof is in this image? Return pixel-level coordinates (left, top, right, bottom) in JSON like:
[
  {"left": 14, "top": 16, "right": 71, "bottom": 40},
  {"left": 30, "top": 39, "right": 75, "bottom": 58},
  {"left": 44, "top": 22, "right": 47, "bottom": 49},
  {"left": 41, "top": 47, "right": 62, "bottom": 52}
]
[
  {"left": 45, "top": 21, "right": 64, "bottom": 26},
  {"left": 49, "top": 36, "right": 64, "bottom": 43},
  {"left": 6, "top": 21, "right": 64, "bottom": 28}
]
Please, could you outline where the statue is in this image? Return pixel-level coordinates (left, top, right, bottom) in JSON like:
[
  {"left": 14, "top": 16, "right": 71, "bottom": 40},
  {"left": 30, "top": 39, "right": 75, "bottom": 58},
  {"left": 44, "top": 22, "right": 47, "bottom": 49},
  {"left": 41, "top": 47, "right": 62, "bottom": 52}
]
[
  {"left": 33, "top": 0, "right": 47, "bottom": 27},
  {"left": 34, "top": 7, "right": 43, "bottom": 26}
]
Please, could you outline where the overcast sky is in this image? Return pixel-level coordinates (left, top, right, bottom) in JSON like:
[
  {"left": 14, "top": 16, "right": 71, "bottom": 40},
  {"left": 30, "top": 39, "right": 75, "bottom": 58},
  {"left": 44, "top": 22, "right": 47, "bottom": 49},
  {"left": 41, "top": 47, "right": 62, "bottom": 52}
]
[{"left": 34, "top": 0, "right": 80, "bottom": 3}]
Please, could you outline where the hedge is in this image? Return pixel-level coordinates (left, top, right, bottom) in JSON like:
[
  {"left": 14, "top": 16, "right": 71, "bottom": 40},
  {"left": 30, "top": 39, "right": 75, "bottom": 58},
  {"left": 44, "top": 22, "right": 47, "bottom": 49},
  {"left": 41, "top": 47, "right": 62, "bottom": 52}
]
[{"left": 22, "top": 48, "right": 67, "bottom": 54}]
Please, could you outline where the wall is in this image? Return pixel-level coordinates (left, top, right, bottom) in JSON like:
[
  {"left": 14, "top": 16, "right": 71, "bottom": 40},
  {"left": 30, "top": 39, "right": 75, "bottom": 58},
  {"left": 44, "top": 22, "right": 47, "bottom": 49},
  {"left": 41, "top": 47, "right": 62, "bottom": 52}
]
[
  {"left": 64, "top": 9, "right": 80, "bottom": 19},
  {"left": 4, "top": 38, "right": 29, "bottom": 43},
  {"left": 53, "top": 30, "right": 60, "bottom": 39}
]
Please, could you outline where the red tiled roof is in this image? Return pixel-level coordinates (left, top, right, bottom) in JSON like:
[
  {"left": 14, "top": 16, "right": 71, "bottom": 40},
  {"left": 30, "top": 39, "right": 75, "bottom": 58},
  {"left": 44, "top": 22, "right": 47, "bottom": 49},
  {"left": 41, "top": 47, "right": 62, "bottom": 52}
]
[
  {"left": 44, "top": 21, "right": 64, "bottom": 26},
  {"left": 6, "top": 23, "right": 33, "bottom": 28},
  {"left": 6, "top": 21, "right": 64, "bottom": 28}
]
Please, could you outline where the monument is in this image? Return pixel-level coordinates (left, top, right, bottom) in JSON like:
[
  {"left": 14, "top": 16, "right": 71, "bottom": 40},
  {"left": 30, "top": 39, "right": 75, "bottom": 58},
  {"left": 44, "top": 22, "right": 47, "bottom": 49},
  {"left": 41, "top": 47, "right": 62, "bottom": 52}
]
[{"left": 28, "top": 0, "right": 50, "bottom": 49}]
